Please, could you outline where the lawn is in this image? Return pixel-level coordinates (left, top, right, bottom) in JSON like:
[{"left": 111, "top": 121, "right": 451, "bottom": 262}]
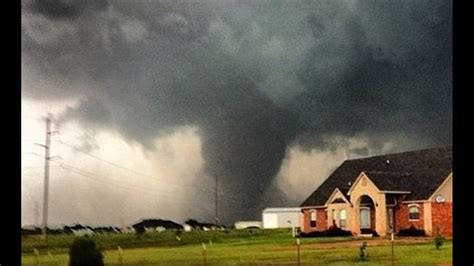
[{"left": 21, "top": 229, "right": 452, "bottom": 265}]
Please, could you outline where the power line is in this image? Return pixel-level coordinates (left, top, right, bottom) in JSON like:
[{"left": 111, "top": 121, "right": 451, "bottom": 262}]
[
  {"left": 57, "top": 162, "right": 180, "bottom": 196},
  {"left": 28, "top": 144, "right": 240, "bottom": 204},
  {"left": 52, "top": 161, "right": 214, "bottom": 211},
  {"left": 21, "top": 139, "right": 44, "bottom": 142},
  {"left": 57, "top": 140, "right": 150, "bottom": 177},
  {"left": 53, "top": 161, "right": 205, "bottom": 199},
  {"left": 51, "top": 128, "right": 239, "bottom": 207},
  {"left": 56, "top": 139, "right": 214, "bottom": 194},
  {"left": 22, "top": 165, "right": 61, "bottom": 169},
  {"left": 55, "top": 133, "right": 138, "bottom": 156},
  {"left": 26, "top": 120, "right": 235, "bottom": 224}
]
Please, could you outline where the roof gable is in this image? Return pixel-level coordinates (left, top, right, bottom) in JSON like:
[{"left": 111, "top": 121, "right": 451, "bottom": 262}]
[
  {"left": 324, "top": 188, "right": 350, "bottom": 206},
  {"left": 428, "top": 172, "right": 453, "bottom": 201},
  {"left": 300, "top": 146, "right": 452, "bottom": 207},
  {"left": 346, "top": 172, "right": 382, "bottom": 196}
]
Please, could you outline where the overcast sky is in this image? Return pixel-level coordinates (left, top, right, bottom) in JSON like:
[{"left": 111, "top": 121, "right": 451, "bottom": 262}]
[{"left": 21, "top": 0, "right": 452, "bottom": 227}]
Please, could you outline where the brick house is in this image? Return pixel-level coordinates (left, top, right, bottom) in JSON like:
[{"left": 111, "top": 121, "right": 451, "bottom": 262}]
[{"left": 300, "top": 146, "right": 452, "bottom": 237}]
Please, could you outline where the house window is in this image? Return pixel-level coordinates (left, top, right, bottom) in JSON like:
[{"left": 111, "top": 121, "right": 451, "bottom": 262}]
[
  {"left": 339, "top": 209, "right": 347, "bottom": 229},
  {"left": 310, "top": 210, "right": 317, "bottom": 227},
  {"left": 332, "top": 209, "right": 336, "bottom": 226},
  {"left": 409, "top": 205, "right": 420, "bottom": 220}
]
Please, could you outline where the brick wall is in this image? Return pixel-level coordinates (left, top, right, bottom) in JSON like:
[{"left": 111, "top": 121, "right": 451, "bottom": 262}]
[
  {"left": 431, "top": 202, "right": 452, "bottom": 236},
  {"left": 395, "top": 203, "right": 424, "bottom": 231},
  {"left": 301, "top": 208, "right": 327, "bottom": 232}
]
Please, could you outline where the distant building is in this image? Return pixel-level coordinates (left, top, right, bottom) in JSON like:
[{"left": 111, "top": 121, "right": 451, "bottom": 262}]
[
  {"left": 132, "top": 219, "right": 183, "bottom": 232},
  {"left": 184, "top": 219, "right": 223, "bottom": 231},
  {"left": 183, "top": 224, "right": 193, "bottom": 232},
  {"left": 262, "top": 208, "right": 301, "bottom": 229},
  {"left": 234, "top": 221, "right": 262, "bottom": 229},
  {"left": 121, "top": 227, "right": 135, "bottom": 234},
  {"left": 71, "top": 228, "right": 95, "bottom": 236}
]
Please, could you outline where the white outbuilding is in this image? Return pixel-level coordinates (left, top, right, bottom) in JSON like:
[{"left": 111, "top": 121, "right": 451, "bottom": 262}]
[
  {"left": 262, "top": 208, "right": 302, "bottom": 229},
  {"left": 234, "top": 221, "right": 262, "bottom": 229}
]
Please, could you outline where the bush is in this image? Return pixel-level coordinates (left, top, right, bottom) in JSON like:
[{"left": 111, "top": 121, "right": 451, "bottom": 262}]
[
  {"left": 358, "top": 241, "right": 369, "bottom": 261},
  {"left": 299, "top": 227, "right": 353, "bottom": 238},
  {"left": 135, "top": 226, "right": 146, "bottom": 235},
  {"left": 360, "top": 228, "right": 379, "bottom": 236},
  {"left": 325, "top": 226, "right": 353, "bottom": 237},
  {"left": 21, "top": 227, "right": 42, "bottom": 236},
  {"left": 397, "top": 225, "right": 426, "bottom": 236},
  {"left": 434, "top": 227, "right": 444, "bottom": 250},
  {"left": 69, "top": 237, "right": 104, "bottom": 266}
]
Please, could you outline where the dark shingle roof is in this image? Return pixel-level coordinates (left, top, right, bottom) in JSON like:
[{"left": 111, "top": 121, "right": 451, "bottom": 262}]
[
  {"left": 300, "top": 146, "right": 452, "bottom": 207},
  {"left": 364, "top": 171, "right": 413, "bottom": 191},
  {"left": 337, "top": 188, "right": 350, "bottom": 202}
]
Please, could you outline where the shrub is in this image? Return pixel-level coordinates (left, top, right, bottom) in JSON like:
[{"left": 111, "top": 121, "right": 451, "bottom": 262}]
[
  {"left": 360, "top": 228, "right": 379, "bottom": 236},
  {"left": 397, "top": 225, "right": 426, "bottom": 236},
  {"left": 69, "top": 237, "right": 104, "bottom": 266},
  {"left": 135, "top": 226, "right": 146, "bottom": 235},
  {"left": 175, "top": 229, "right": 182, "bottom": 241},
  {"left": 21, "top": 227, "right": 42, "bottom": 236},
  {"left": 358, "top": 241, "right": 369, "bottom": 261},
  {"left": 325, "top": 226, "right": 353, "bottom": 237},
  {"left": 434, "top": 227, "right": 444, "bottom": 250},
  {"left": 299, "top": 227, "right": 352, "bottom": 238}
]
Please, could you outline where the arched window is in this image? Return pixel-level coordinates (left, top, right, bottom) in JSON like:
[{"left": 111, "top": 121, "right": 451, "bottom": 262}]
[
  {"left": 339, "top": 209, "right": 347, "bottom": 229},
  {"left": 310, "top": 210, "right": 317, "bottom": 227},
  {"left": 409, "top": 205, "right": 420, "bottom": 220}
]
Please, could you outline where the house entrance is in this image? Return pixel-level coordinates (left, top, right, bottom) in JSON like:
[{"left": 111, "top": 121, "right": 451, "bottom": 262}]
[
  {"left": 357, "top": 195, "right": 376, "bottom": 234},
  {"left": 360, "top": 208, "right": 371, "bottom": 229}
]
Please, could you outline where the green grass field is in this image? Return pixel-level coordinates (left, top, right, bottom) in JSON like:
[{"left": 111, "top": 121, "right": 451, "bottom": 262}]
[{"left": 21, "top": 229, "right": 452, "bottom": 265}]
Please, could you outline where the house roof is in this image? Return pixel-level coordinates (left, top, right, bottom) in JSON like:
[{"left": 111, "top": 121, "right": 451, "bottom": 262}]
[
  {"left": 338, "top": 188, "right": 349, "bottom": 201},
  {"left": 363, "top": 171, "right": 413, "bottom": 192},
  {"left": 132, "top": 219, "right": 183, "bottom": 229},
  {"left": 300, "top": 146, "right": 452, "bottom": 207}
]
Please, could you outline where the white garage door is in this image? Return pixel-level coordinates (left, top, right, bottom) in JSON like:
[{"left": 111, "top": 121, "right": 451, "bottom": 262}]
[{"left": 263, "top": 213, "right": 278, "bottom": 228}]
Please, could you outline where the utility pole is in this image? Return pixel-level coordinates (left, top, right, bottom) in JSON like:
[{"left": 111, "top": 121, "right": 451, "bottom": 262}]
[
  {"left": 202, "top": 243, "right": 207, "bottom": 266},
  {"left": 34, "top": 202, "right": 39, "bottom": 227},
  {"left": 215, "top": 174, "right": 219, "bottom": 226},
  {"left": 391, "top": 232, "right": 395, "bottom": 266},
  {"left": 42, "top": 117, "right": 51, "bottom": 241},
  {"left": 296, "top": 238, "right": 301, "bottom": 266}
]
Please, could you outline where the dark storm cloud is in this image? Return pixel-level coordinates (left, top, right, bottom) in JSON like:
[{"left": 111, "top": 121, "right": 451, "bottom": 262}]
[
  {"left": 22, "top": 0, "right": 452, "bottom": 223},
  {"left": 56, "top": 97, "right": 112, "bottom": 128},
  {"left": 28, "top": 0, "right": 109, "bottom": 20},
  {"left": 291, "top": 0, "right": 452, "bottom": 151}
]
